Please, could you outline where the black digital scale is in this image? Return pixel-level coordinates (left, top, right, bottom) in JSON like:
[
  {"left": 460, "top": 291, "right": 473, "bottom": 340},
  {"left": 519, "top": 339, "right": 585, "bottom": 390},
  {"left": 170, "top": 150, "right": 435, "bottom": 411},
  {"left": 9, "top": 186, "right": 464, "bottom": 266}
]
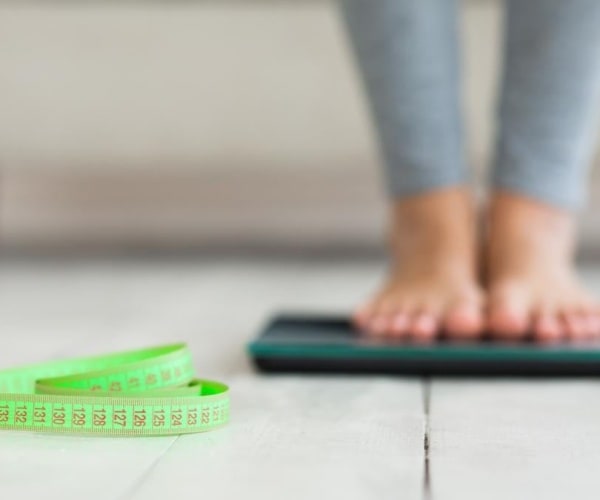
[{"left": 248, "top": 314, "right": 600, "bottom": 376}]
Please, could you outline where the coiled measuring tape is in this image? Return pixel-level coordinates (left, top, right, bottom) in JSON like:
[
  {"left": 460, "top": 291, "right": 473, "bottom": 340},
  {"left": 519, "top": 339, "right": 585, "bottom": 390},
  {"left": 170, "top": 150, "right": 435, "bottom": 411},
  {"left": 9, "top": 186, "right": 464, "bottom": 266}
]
[{"left": 0, "top": 344, "right": 229, "bottom": 436}]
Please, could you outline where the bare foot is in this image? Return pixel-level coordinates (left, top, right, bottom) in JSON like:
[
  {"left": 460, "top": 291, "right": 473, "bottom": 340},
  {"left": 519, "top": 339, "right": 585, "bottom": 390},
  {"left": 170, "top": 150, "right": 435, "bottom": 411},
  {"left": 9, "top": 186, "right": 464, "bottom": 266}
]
[
  {"left": 354, "top": 188, "right": 484, "bottom": 341},
  {"left": 486, "top": 191, "right": 600, "bottom": 342}
]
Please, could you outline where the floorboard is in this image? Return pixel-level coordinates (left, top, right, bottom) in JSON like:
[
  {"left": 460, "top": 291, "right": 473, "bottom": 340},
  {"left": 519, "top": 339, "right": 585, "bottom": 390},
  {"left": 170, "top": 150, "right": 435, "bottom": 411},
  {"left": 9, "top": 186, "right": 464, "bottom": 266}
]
[
  {"left": 430, "top": 380, "right": 600, "bottom": 500},
  {"left": 2, "top": 258, "right": 600, "bottom": 499},
  {"left": 0, "top": 258, "right": 424, "bottom": 499},
  {"left": 429, "top": 269, "right": 600, "bottom": 500}
]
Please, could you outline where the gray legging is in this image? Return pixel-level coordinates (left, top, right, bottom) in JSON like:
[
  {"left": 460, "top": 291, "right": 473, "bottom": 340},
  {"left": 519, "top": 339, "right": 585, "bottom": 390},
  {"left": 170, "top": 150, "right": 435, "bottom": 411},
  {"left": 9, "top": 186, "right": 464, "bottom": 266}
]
[{"left": 340, "top": 0, "right": 600, "bottom": 209}]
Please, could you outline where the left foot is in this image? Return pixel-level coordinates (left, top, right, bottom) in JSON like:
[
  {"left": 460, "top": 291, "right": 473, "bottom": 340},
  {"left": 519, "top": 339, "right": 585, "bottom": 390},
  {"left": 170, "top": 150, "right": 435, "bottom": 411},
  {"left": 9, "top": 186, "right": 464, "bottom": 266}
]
[{"left": 486, "top": 191, "right": 600, "bottom": 342}]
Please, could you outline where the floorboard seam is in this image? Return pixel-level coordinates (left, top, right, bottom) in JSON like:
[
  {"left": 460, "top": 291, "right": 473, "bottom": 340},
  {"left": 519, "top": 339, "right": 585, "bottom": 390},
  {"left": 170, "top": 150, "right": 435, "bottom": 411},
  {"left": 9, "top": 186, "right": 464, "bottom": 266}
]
[{"left": 423, "top": 378, "right": 432, "bottom": 500}]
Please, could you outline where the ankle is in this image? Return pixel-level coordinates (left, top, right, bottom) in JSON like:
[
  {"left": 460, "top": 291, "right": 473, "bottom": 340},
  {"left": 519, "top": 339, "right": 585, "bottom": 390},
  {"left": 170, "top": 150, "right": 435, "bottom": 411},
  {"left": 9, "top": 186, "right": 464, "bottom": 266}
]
[
  {"left": 389, "top": 188, "right": 478, "bottom": 274},
  {"left": 490, "top": 191, "right": 574, "bottom": 225},
  {"left": 487, "top": 190, "right": 578, "bottom": 269},
  {"left": 391, "top": 188, "right": 476, "bottom": 238}
]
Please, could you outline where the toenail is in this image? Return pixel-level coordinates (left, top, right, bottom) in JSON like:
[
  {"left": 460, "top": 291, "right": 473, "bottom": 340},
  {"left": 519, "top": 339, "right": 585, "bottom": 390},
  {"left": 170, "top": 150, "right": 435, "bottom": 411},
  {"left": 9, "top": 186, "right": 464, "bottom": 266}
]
[
  {"left": 392, "top": 315, "right": 409, "bottom": 330},
  {"left": 369, "top": 317, "right": 389, "bottom": 335},
  {"left": 416, "top": 315, "right": 436, "bottom": 329}
]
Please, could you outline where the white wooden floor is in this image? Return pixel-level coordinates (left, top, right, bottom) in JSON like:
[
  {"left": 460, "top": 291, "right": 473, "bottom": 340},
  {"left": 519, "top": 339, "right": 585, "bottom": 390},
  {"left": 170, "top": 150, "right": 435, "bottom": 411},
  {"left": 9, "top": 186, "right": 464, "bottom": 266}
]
[{"left": 1, "top": 257, "right": 600, "bottom": 500}]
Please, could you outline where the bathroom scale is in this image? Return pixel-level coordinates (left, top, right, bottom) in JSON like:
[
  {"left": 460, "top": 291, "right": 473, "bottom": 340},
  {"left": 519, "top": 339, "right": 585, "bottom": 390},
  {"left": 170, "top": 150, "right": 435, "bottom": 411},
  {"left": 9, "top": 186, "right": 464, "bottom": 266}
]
[{"left": 248, "top": 314, "right": 600, "bottom": 376}]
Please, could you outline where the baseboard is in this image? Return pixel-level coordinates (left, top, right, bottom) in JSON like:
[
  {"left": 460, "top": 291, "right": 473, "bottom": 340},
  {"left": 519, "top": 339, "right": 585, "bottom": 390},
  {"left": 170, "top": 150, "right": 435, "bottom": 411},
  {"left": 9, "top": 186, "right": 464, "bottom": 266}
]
[{"left": 0, "top": 166, "right": 386, "bottom": 252}]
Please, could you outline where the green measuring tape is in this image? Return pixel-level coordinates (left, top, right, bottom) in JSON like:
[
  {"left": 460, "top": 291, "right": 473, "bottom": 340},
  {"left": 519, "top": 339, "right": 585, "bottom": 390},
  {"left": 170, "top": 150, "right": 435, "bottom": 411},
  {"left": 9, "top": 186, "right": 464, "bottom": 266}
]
[{"left": 0, "top": 344, "right": 229, "bottom": 436}]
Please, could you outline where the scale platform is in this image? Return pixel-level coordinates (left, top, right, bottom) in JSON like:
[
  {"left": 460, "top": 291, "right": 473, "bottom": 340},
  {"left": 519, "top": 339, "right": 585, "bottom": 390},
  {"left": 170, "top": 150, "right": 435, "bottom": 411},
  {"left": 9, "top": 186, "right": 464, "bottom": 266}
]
[{"left": 248, "top": 314, "right": 600, "bottom": 376}]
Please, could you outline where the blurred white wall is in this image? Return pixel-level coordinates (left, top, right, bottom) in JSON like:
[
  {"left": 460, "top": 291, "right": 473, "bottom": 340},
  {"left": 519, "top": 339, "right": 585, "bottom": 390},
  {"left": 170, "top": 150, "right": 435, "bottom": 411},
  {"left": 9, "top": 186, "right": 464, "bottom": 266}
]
[{"left": 0, "top": 1, "right": 598, "bottom": 252}]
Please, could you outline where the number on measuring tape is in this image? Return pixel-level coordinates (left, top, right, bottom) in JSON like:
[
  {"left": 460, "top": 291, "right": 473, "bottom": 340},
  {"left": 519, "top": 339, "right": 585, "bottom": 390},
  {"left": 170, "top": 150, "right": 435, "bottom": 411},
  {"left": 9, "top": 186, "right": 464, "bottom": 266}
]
[{"left": 0, "top": 344, "right": 229, "bottom": 436}]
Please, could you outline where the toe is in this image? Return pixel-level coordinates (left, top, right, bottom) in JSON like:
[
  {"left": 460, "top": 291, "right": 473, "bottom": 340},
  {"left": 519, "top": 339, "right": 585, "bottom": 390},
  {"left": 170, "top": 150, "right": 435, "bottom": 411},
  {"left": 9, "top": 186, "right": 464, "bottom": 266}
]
[
  {"left": 353, "top": 302, "right": 376, "bottom": 330},
  {"left": 355, "top": 295, "right": 395, "bottom": 336},
  {"left": 367, "top": 315, "right": 391, "bottom": 337},
  {"left": 409, "top": 313, "right": 439, "bottom": 343},
  {"left": 562, "top": 312, "right": 588, "bottom": 340},
  {"left": 533, "top": 312, "right": 562, "bottom": 343},
  {"left": 444, "top": 300, "right": 484, "bottom": 340},
  {"left": 583, "top": 316, "right": 600, "bottom": 339},
  {"left": 488, "top": 287, "right": 531, "bottom": 340},
  {"left": 578, "top": 303, "right": 600, "bottom": 339},
  {"left": 489, "top": 309, "right": 529, "bottom": 339},
  {"left": 578, "top": 313, "right": 598, "bottom": 339},
  {"left": 389, "top": 312, "right": 411, "bottom": 338},
  {"left": 588, "top": 313, "right": 600, "bottom": 338}
]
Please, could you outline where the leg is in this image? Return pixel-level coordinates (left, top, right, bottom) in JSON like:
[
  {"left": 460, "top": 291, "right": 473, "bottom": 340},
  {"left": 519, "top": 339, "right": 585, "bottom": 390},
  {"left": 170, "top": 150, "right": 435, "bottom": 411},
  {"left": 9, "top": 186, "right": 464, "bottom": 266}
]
[
  {"left": 340, "top": 0, "right": 466, "bottom": 196},
  {"left": 340, "top": 0, "right": 483, "bottom": 340},
  {"left": 488, "top": 0, "right": 600, "bottom": 340}
]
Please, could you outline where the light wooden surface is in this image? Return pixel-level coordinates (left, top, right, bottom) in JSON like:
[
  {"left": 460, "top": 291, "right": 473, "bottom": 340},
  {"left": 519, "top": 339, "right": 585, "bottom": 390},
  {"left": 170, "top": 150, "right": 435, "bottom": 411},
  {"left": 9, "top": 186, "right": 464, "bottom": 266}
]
[{"left": 1, "top": 258, "right": 600, "bottom": 499}]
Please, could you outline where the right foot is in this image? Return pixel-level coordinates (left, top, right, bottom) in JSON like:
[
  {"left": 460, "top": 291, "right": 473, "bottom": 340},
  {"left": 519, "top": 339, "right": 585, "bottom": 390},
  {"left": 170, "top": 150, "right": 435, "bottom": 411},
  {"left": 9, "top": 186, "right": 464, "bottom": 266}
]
[{"left": 354, "top": 188, "right": 484, "bottom": 341}]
